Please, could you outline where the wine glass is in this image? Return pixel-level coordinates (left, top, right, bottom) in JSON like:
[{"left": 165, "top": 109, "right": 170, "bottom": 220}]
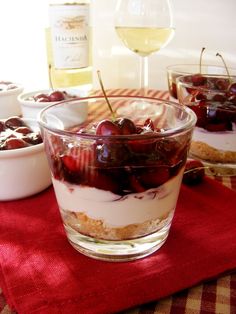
[{"left": 115, "top": 0, "right": 174, "bottom": 100}]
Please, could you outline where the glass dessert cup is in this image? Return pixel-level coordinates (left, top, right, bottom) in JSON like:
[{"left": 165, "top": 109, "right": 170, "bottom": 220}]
[
  {"left": 177, "top": 74, "right": 236, "bottom": 176},
  {"left": 38, "top": 96, "right": 196, "bottom": 262},
  {"left": 167, "top": 64, "right": 236, "bottom": 102}
]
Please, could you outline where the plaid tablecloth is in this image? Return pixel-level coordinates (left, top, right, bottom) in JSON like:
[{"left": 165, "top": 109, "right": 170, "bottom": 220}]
[{"left": 1, "top": 89, "right": 236, "bottom": 314}]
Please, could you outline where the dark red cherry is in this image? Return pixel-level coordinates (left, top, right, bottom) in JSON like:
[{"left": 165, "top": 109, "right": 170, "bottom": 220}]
[
  {"left": 0, "top": 121, "right": 5, "bottom": 132},
  {"left": 140, "top": 166, "right": 170, "bottom": 188},
  {"left": 62, "top": 147, "right": 93, "bottom": 173},
  {"left": 212, "top": 94, "right": 226, "bottom": 103},
  {"left": 15, "top": 126, "right": 32, "bottom": 135},
  {"left": 190, "top": 100, "right": 208, "bottom": 128},
  {"left": 183, "top": 159, "right": 205, "bottom": 185},
  {"left": 191, "top": 74, "right": 207, "bottom": 86},
  {"left": 5, "top": 116, "right": 25, "bottom": 129},
  {"left": 96, "top": 119, "right": 121, "bottom": 136},
  {"left": 116, "top": 118, "right": 137, "bottom": 134},
  {"left": 92, "top": 171, "right": 120, "bottom": 193},
  {"left": 195, "top": 92, "right": 207, "bottom": 100},
  {"left": 49, "top": 91, "right": 65, "bottom": 102},
  {"left": 215, "top": 78, "right": 229, "bottom": 90},
  {"left": 129, "top": 175, "right": 145, "bottom": 193},
  {"left": 5, "top": 138, "right": 28, "bottom": 150},
  {"left": 62, "top": 155, "right": 79, "bottom": 172}
]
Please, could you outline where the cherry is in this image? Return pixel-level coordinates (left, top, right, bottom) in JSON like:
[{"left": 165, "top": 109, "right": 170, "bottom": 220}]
[
  {"left": 215, "top": 78, "right": 230, "bottom": 90},
  {"left": 212, "top": 94, "right": 226, "bottom": 103},
  {"left": 49, "top": 90, "right": 65, "bottom": 102},
  {"left": 195, "top": 92, "right": 207, "bottom": 101},
  {"left": 116, "top": 118, "right": 137, "bottom": 134},
  {"left": 191, "top": 74, "right": 207, "bottom": 86},
  {"left": 96, "top": 120, "right": 121, "bottom": 136},
  {"left": 96, "top": 142, "right": 130, "bottom": 166},
  {"left": 140, "top": 166, "right": 170, "bottom": 189},
  {"left": 5, "top": 116, "right": 25, "bottom": 129},
  {"left": 129, "top": 137, "right": 155, "bottom": 154},
  {"left": 92, "top": 171, "right": 120, "bottom": 193},
  {"left": 5, "top": 138, "right": 28, "bottom": 150},
  {"left": 183, "top": 160, "right": 205, "bottom": 185},
  {"left": 190, "top": 100, "right": 208, "bottom": 128},
  {"left": 62, "top": 147, "right": 94, "bottom": 173},
  {"left": 15, "top": 127, "right": 32, "bottom": 135},
  {"left": 129, "top": 175, "right": 145, "bottom": 193},
  {"left": 0, "top": 121, "right": 5, "bottom": 132},
  {"left": 62, "top": 155, "right": 79, "bottom": 172}
]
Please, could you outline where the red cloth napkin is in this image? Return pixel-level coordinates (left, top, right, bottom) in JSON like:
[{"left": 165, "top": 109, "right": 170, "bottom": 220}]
[{"left": 0, "top": 177, "right": 236, "bottom": 314}]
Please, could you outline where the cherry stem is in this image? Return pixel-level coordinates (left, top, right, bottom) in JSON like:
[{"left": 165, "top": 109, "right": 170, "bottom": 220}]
[
  {"left": 199, "top": 47, "right": 205, "bottom": 74},
  {"left": 216, "top": 53, "right": 233, "bottom": 84},
  {"left": 97, "top": 70, "right": 116, "bottom": 121},
  {"left": 48, "top": 64, "right": 54, "bottom": 91}
]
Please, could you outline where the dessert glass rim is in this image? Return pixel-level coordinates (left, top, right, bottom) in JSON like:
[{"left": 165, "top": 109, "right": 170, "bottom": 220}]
[
  {"left": 166, "top": 63, "right": 236, "bottom": 73},
  {"left": 177, "top": 74, "right": 236, "bottom": 93},
  {"left": 38, "top": 95, "right": 197, "bottom": 140}
]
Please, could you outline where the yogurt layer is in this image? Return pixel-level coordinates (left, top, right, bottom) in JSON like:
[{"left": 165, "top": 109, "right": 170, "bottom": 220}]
[
  {"left": 52, "top": 168, "right": 184, "bottom": 228},
  {"left": 193, "top": 124, "right": 236, "bottom": 152}
]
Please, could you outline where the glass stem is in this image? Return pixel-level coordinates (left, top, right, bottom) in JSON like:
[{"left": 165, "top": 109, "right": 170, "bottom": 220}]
[{"left": 140, "top": 56, "right": 149, "bottom": 97}]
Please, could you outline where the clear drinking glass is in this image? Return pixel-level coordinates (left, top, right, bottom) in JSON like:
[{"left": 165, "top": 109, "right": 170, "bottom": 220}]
[
  {"left": 115, "top": 0, "right": 174, "bottom": 97},
  {"left": 38, "top": 96, "right": 196, "bottom": 262}
]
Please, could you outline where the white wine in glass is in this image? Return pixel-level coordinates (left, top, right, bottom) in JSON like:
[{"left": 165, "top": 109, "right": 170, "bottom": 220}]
[{"left": 115, "top": 0, "right": 174, "bottom": 99}]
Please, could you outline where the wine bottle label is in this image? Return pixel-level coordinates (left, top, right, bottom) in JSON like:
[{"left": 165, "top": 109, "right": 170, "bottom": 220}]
[{"left": 49, "top": 3, "right": 89, "bottom": 69}]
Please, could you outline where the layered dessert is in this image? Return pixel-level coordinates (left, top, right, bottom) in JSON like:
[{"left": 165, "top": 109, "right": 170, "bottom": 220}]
[
  {"left": 46, "top": 115, "right": 191, "bottom": 241},
  {"left": 177, "top": 74, "right": 236, "bottom": 171}
]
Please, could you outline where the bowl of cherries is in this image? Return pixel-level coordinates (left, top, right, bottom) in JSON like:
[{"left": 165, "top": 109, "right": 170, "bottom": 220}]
[
  {"left": 167, "top": 48, "right": 236, "bottom": 102},
  {"left": 0, "top": 80, "right": 23, "bottom": 119},
  {"left": 0, "top": 116, "right": 52, "bottom": 201},
  {"left": 176, "top": 53, "right": 236, "bottom": 175},
  {"left": 18, "top": 88, "right": 89, "bottom": 119}
]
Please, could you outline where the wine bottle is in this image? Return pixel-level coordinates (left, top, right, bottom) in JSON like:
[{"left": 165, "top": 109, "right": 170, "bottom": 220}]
[{"left": 46, "top": 1, "right": 92, "bottom": 91}]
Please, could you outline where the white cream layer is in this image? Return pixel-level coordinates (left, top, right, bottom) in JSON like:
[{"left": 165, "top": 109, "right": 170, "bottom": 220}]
[
  {"left": 193, "top": 124, "right": 236, "bottom": 152},
  {"left": 52, "top": 169, "right": 184, "bottom": 227}
]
